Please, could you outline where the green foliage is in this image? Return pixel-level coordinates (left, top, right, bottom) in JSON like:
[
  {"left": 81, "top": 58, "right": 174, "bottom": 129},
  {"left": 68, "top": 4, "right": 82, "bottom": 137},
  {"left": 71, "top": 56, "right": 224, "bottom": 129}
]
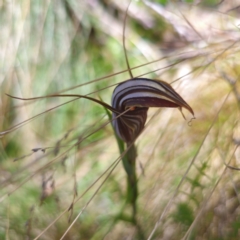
[
  {"left": 3, "top": 139, "right": 21, "bottom": 158},
  {"left": 172, "top": 202, "right": 194, "bottom": 226},
  {"left": 230, "top": 218, "right": 240, "bottom": 239}
]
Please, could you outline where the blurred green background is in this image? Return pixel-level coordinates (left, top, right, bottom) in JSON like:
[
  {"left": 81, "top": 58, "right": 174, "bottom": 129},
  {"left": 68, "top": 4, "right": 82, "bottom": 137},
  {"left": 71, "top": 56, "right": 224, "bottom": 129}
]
[{"left": 0, "top": 0, "right": 240, "bottom": 239}]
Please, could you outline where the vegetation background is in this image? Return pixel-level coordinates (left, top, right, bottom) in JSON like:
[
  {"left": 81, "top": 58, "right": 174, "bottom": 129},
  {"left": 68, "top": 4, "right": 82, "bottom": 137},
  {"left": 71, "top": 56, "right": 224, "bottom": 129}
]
[{"left": 1, "top": 0, "right": 240, "bottom": 239}]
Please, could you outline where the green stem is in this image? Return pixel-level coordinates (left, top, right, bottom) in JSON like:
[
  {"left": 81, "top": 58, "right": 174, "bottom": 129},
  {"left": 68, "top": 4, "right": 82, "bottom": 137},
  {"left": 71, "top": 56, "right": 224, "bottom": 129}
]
[
  {"left": 103, "top": 105, "right": 145, "bottom": 239},
  {"left": 124, "top": 143, "right": 137, "bottom": 218}
]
